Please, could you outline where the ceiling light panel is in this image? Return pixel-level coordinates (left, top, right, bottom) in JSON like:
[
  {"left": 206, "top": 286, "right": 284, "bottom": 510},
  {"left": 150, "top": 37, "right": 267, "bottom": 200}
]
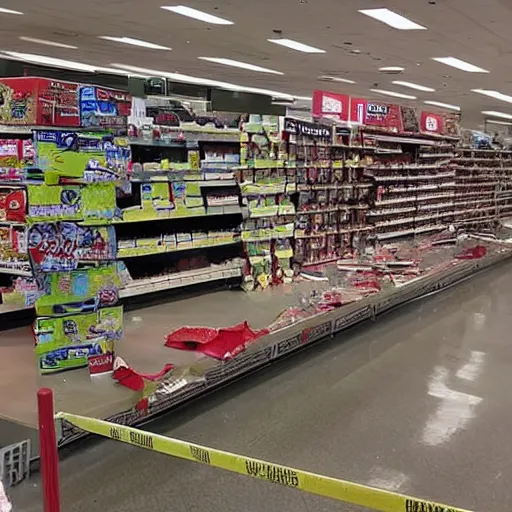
[
  {"left": 99, "top": 36, "right": 171, "bottom": 50},
  {"left": 19, "top": 37, "right": 77, "bottom": 49},
  {"left": 482, "top": 111, "right": 512, "bottom": 120},
  {"left": 424, "top": 100, "right": 460, "bottom": 111},
  {"left": 359, "top": 8, "right": 426, "bottom": 30},
  {"left": 392, "top": 80, "right": 435, "bottom": 92},
  {"left": 472, "top": 89, "right": 512, "bottom": 103},
  {"left": 379, "top": 66, "right": 405, "bottom": 72},
  {"left": 161, "top": 5, "right": 233, "bottom": 24},
  {"left": 432, "top": 57, "right": 488, "bottom": 73},
  {"left": 486, "top": 119, "right": 512, "bottom": 126},
  {"left": 267, "top": 39, "right": 325, "bottom": 53},
  {"left": 370, "top": 89, "right": 416, "bottom": 100},
  {"left": 198, "top": 57, "right": 283, "bottom": 75},
  {"left": 319, "top": 76, "right": 355, "bottom": 84},
  {"left": 2, "top": 51, "right": 96, "bottom": 72}
]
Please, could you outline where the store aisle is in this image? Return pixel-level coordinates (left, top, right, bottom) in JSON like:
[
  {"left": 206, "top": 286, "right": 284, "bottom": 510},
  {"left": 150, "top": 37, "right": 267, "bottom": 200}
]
[{"left": 10, "top": 262, "right": 512, "bottom": 512}]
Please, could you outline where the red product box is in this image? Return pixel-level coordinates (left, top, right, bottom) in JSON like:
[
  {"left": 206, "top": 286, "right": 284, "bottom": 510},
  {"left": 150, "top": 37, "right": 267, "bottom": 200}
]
[
  {"left": 88, "top": 352, "right": 115, "bottom": 375},
  {"left": 350, "top": 97, "right": 403, "bottom": 132},
  {"left": 0, "top": 77, "right": 80, "bottom": 127},
  {"left": 312, "top": 90, "right": 350, "bottom": 121}
]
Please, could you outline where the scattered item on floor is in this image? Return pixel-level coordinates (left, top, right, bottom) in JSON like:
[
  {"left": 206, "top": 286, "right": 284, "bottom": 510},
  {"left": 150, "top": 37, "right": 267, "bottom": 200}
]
[
  {"left": 299, "top": 269, "right": 329, "bottom": 281},
  {"left": 112, "top": 357, "right": 174, "bottom": 391},
  {"left": 455, "top": 245, "right": 487, "bottom": 260},
  {"left": 164, "top": 321, "right": 269, "bottom": 360}
]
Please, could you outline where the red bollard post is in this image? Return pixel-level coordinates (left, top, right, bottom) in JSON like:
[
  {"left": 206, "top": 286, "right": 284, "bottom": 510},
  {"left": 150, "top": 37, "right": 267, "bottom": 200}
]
[{"left": 37, "top": 388, "right": 60, "bottom": 512}]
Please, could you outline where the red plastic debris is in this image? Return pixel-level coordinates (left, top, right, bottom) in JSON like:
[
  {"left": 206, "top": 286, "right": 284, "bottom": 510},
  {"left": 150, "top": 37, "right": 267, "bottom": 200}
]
[
  {"left": 164, "top": 321, "right": 269, "bottom": 360},
  {"left": 455, "top": 245, "right": 487, "bottom": 260},
  {"left": 112, "top": 359, "right": 174, "bottom": 392}
]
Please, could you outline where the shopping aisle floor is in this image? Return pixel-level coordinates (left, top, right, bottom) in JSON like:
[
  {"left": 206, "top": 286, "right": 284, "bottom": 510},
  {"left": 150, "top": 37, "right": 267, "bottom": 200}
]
[{"left": 11, "top": 262, "right": 512, "bottom": 512}]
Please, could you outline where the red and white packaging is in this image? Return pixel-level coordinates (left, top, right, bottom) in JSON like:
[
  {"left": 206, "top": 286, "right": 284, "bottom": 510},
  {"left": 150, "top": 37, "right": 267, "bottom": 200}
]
[{"left": 88, "top": 352, "right": 115, "bottom": 376}]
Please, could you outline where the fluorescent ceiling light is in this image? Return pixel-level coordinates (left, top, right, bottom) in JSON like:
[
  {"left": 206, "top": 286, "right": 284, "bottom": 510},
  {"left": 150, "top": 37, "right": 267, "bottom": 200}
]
[
  {"left": 392, "top": 80, "right": 435, "bottom": 92},
  {"left": 267, "top": 39, "right": 325, "bottom": 54},
  {"left": 99, "top": 36, "right": 171, "bottom": 50},
  {"left": 359, "top": 8, "right": 426, "bottom": 30},
  {"left": 486, "top": 119, "right": 512, "bottom": 126},
  {"left": 2, "top": 51, "right": 97, "bottom": 72},
  {"left": 482, "top": 110, "right": 512, "bottom": 120},
  {"left": 319, "top": 75, "right": 355, "bottom": 84},
  {"left": 111, "top": 63, "right": 294, "bottom": 99},
  {"left": 424, "top": 100, "right": 460, "bottom": 111},
  {"left": 198, "top": 57, "right": 283, "bottom": 75},
  {"left": 379, "top": 66, "right": 405, "bottom": 72},
  {"left": 19, "top": 36, "right": 77, "bottom": 49},
  {"left": 472, "top": 89, "right": 512, "bottom": 103},
  {"left": 161, "top": 5, "right": 233, "bottom": 25},
  {"left": 0, "top": 7, "right": 23, "bottom": 14},
  {"left": 370, "top": 89, "right": 416, "bottom": 100},
  {"left": 432, "top": 57, "right": 488, "bottom": 73}
]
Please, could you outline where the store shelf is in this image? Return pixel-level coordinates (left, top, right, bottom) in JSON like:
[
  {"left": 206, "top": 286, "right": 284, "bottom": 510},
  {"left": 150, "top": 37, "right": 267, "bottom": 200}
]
[
  {"left": 118, "top": 238, "right": 241, "bottom": 259},
  {"left": 368, "top": 164, "right": 444, "bottom": 171},
  {"left": 0, "top": 265, "right": 32, "bottom": 277},
  {"left": 374, "top": 172, "right": 455, "bottom": 182},
  {"left": 377, "top": 225, "right": 446, "bottom": 240},
  {"left": 120, "top": 263, "right": 243, "bottom": 298}
]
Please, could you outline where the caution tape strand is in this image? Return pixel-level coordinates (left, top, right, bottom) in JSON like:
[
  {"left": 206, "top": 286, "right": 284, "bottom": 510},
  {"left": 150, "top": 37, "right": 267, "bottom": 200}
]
[{"left": 56, "top": 412, "right": 473, "bottom": 512}]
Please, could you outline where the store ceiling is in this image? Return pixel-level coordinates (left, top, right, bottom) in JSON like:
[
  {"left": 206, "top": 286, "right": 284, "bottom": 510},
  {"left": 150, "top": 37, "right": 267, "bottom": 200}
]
[{"left": 2, "top": 0, "right": 512, "bottom": 127}]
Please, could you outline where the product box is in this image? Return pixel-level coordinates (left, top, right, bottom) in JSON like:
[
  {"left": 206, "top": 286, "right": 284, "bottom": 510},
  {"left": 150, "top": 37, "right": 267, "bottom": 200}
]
[
  {"left": 0, "top": 77, "right": 80, "bottom": 126},
  {"left": 79, "top": 86, "right": 131, "bottom": 129}
]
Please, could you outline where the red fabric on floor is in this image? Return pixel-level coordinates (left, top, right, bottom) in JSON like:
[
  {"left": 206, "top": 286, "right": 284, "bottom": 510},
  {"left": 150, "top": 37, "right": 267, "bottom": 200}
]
[{"left": 165, "top": 321, "right": 269, "bottom": 360}]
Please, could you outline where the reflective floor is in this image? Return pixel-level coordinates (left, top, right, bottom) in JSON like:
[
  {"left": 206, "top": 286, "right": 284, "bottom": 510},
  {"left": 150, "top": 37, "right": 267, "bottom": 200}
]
[{"left": 10, "top": 262, "right": 512, "bottom": 512}]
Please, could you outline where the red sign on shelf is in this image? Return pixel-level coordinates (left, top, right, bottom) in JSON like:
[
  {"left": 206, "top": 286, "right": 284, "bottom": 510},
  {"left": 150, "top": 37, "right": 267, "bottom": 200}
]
[
  {"left": 312, "top": 90, "right": 350, "bottom": 121},
  {"left": 350, "top": 97, "right": 403, "bottom": 132},
  {"left": 421, "top": 111, "right": 444, "bottom": 134}
]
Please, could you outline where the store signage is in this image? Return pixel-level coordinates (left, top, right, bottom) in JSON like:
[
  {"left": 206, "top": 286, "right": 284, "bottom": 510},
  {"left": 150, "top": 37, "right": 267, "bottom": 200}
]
[
  {"left": 271, "top": 334, "right": 302, "bottom": 359},
  {"left": 301, "top": 320, "right": 332, "bottom": 345},
  {"left": 0, "top": 77, "right": 81, "bottom": 126},
  {"left": 350, "top": 98, "right": 403, "bottom": 132},
  {"left": 312, "top": 90, "right": 350, "bottom": 122},
  {"left": 367, "top": 103, "right": 388, "bottom": 115},
  {"left": 420, "top": 111, "right": 444, "bottom": 134},
  {"left": 284, "top": 118, "right": 331, "bottom": 139},
  {"left": 333, "top": 305, "right": 373, "bottom": 333}
]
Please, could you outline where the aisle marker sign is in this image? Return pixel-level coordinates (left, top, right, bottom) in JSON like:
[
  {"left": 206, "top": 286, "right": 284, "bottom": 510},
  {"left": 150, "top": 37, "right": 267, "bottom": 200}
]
[{"left": 56, "top": 412, "right": 473, "bottom": 512}]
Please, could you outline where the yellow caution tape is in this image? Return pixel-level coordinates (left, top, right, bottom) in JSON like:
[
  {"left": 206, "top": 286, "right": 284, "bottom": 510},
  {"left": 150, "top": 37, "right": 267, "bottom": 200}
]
[{"left": 56, "top": 412, "right": 473, "bottom": 512}]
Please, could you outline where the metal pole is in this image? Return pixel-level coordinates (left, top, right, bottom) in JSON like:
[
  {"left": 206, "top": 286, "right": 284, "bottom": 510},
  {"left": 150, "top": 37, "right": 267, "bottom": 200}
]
[{"left": 37, "top": 388, "right": 60, "bottom": 512}]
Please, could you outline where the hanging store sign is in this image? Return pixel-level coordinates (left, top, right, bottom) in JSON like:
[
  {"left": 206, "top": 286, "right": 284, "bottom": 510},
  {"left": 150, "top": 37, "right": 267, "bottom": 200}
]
[
  {"left": 283, "top": 118, "right": 331, "bottom": 139},
  {"left": 312, "top": 90, "right": 350, "bottom": 122},
  {"left": 420, "top": 111, "right": 444, "bottom": 134},
  {"left": 350, "top": 98, "right": 403, "bottom": 132}
]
